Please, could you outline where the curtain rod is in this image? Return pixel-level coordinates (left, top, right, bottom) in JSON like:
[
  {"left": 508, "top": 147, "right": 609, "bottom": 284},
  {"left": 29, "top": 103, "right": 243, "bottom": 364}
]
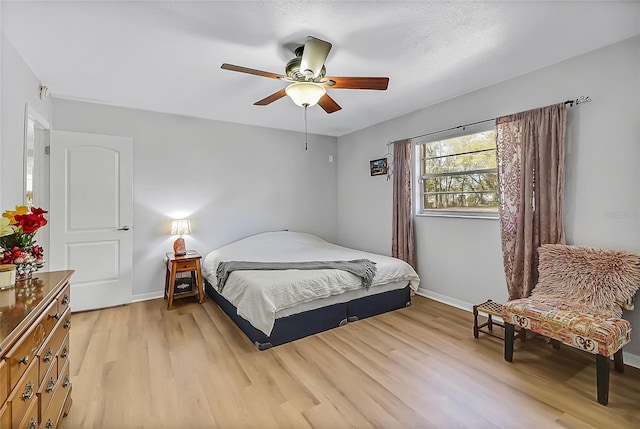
[{"left": 390, "top": 96, "right": 591, "bottom": 143}]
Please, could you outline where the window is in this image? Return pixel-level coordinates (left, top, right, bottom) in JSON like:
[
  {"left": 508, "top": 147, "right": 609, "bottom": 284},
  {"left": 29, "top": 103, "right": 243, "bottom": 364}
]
[{"left": 417, "top": 127, "right": 498, "bottom": 217}]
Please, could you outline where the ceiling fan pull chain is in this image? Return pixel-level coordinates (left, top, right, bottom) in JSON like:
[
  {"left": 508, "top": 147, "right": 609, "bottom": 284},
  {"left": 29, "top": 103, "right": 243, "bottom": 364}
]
[{"left": 304, "top": 104, "right": 308, "bottom": 150}]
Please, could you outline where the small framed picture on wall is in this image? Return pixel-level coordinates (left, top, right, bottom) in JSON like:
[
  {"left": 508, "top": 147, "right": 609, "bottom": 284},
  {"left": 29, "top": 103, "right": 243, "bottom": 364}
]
[{"left": 370, "top": 158, "right": 388, "bottom": 176}]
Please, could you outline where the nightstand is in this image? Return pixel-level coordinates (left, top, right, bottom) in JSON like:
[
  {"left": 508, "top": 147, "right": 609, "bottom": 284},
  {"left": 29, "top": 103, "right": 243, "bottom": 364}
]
[{"left": 164, "top": 250, "right": 205, "bottom": 310}]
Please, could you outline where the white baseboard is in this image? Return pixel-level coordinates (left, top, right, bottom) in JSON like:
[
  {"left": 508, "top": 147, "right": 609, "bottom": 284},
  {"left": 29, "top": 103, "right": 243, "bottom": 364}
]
[
  {"left": 130, "top": 290, "right": 164, "bottom": 303},
  {"left": 415, "top": 288, "right": 640, "bottom": 369},
  {"left": 416, "top": 288, "right": 474, "bottom": 312},
  {"left": 623, "top": 351, "right": 640, "bottom": 369}
]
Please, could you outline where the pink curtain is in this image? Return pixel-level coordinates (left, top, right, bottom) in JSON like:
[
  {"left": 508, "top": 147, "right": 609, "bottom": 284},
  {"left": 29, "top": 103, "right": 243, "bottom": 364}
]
[
  {"left": 496, "top": 103, "right": 567, "bottom": 300},
  {"left": 392, "top": 139, "right": 416, "bottom": 268}
]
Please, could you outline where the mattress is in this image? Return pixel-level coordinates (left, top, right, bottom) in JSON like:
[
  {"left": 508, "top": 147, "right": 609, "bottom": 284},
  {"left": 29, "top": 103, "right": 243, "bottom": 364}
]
[{"left": 202, "top": 231, "right": 420, "bottom": 336}]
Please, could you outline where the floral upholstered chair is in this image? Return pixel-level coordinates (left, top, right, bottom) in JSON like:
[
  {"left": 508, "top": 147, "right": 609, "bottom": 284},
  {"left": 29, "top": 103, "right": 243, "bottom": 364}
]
[{"left": 502, "top": 244, "right": 640, "bottom": 405}]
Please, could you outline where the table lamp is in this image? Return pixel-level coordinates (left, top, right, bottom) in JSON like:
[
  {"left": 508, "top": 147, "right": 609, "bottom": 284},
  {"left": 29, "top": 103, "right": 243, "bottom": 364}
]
[{"left": 171, "top": 219, "right": 191, "bottom": 256}]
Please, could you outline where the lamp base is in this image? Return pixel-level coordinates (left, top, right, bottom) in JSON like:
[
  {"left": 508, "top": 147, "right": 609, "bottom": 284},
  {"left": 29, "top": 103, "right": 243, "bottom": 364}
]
[{"left": 173, "top": 237, "right": 186, "bottom": 256}]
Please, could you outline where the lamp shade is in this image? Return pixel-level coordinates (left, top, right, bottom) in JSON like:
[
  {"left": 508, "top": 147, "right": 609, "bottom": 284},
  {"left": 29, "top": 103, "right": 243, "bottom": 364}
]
[
  {"left": 285, "top": 82, "right": 326, "bottom": 107},
  {"left": 171, "top": 219, "right": 191, "bottom": 236}
]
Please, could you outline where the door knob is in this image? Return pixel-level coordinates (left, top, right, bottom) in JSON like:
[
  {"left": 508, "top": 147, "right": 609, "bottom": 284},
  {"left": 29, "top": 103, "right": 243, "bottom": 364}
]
[{"left": 117, "top": 225, "right": 131, "bottom": 231}]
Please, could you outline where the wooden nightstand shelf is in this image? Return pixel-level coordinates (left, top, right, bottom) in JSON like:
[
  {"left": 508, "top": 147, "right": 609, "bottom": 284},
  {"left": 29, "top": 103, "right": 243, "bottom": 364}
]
[{"left": 164, "top": 250, "right": 205, "bottom": 310}]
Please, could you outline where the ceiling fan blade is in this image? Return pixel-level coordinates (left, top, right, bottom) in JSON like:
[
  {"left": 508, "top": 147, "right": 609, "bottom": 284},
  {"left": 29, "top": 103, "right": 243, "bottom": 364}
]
[
  {"left": 221, "top": 63, "right": 284, "bottom": 80},
  {"left": 254, "top": 88, "right": 287, "bottom": 106},
  {"left": 323, "top": 77, "right": 389, "bottom": 90},
  {"left": 318, "top": 94, "right": 342, "bottom": 114},
  {"left": 300, "top": 36, "right": 332, "bottom": 79}
]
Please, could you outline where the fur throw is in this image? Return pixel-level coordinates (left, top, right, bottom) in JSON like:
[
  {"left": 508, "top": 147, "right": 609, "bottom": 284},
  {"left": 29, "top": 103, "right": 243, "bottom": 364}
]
[{"left": 531, "top": 244, "right": 640, "bottom": 316}]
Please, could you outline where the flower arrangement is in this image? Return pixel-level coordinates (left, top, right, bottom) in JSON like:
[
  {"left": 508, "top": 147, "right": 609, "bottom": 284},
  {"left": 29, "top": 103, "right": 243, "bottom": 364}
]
[{"left": 0, "top": 206, "right": 48, "bottom": 279}]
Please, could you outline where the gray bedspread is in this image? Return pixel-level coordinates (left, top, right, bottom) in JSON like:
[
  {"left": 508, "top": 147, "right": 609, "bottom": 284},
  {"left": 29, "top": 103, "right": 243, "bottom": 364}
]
[{"left": 216, "top": 259, "right": 377, "bottom": 292}]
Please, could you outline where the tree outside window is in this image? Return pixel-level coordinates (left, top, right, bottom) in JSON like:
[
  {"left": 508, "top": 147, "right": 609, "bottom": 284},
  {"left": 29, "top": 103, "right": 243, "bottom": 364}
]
[{"left": 419, "top": 129, "right": 498, "bottom": 214}]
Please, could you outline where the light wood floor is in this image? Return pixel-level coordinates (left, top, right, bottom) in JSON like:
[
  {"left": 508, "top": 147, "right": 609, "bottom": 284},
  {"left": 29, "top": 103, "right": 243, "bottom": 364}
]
[{"left": 60, "top": 295, "right": 640, "bottom": 429}]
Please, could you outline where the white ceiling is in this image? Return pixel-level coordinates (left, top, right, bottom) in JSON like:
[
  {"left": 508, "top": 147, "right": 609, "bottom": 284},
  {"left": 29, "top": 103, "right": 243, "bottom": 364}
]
[{"left": 2, "top": 1, "right": 639, "bottom": 137}]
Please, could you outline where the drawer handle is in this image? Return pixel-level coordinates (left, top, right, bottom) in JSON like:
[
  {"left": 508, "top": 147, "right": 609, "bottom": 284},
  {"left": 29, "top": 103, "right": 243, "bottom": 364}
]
[
  {"left": 62, "top": 294, "right": 70, "bottom": 305},
  {"left": 45, "top": 419, "right": 54, "bottom": 429},
  {"left": 64, "top": 318, "right": 71, "bottom": 329},
  {"left": 18, "top": 355, "right": 29, "bottom": 366},
  {"left": 51, "top": 312, "right": 60, "bottom": 321},
  {"left": 46, "top": 377, "right": 56, "bottom": 393},
  {"left": 61, "top": 346, "right": 69, "bottom": 359},
  {"left": 22, "top": 381, "right": 34, "bottom": 401},
  {"left": 63, "top": 376, "right": 71, "bottom": 388},
  {"left": 43, "top": 348, "right": 54, "bottom": 363},
  {"left": 28, "top": 418, "right": 38, "bottom": 429}
]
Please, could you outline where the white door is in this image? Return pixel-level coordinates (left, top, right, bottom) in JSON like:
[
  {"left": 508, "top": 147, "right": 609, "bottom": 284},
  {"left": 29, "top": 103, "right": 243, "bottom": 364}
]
[{"left": 49, "top": 131, "right": 133, "bottom": 311}]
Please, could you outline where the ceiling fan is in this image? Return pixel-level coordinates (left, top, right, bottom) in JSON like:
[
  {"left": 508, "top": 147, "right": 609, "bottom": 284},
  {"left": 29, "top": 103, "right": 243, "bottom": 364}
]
[{"left": 221, "top": 36, "right": 389, "bottom": 113}]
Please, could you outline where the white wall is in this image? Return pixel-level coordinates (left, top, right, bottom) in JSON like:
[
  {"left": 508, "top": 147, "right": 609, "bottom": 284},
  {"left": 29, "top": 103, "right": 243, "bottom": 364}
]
[
  {"left": 1, "top": 7, "right": 3, "bottom": 201},
  {"left": 0, "top": 34, "right": 51, "bottom": 208},
  {"left": 337, "top": 36, "right": 640, "bottom": 355},
  {"left": 52, "top": 99, "right": 337, "bottom": 299}
]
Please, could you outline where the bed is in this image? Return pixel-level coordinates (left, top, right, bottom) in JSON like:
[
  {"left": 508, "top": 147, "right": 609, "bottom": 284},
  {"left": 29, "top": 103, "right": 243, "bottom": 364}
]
[{"left": 201, "top": 231, "right": 420, "bottom": 350}]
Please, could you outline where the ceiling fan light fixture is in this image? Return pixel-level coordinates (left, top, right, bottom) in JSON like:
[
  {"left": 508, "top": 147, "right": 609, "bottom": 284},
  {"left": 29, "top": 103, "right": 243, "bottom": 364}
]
[{"left": 285, "top": 82, "right": 326, "bottom": 107}]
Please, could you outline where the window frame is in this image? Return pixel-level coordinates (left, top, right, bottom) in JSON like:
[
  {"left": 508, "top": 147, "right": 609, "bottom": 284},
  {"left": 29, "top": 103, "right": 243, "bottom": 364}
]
[{"left": 414, "top": 122, "right": 499, "bottom": 220}]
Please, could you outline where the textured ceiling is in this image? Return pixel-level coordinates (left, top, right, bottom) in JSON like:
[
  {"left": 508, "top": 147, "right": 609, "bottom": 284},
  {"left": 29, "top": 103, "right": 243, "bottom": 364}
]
[{"left": 2, "top": 1, "right": 639, "bottom": 137}]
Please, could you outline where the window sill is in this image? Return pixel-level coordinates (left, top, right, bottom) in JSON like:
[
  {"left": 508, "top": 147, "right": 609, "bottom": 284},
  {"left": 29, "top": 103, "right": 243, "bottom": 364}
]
[{"left": 416, "top": 211, "right": 499, "bottom": 220}]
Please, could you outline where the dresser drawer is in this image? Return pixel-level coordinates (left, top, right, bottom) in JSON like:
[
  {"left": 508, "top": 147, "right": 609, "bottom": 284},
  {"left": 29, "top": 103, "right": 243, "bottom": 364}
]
[
  {"left": 42, "top": 298, "right": 62, "bottom": 345},
  {"left": 8, "top": 359, "right": 38, "bottom": 429},
  {"left": 57, "top": 282, "right": 71, "bottom": 314},
  {"left": 38, "top": 338, "right": 57, "bottom": 386},
  {"left": 38, "top": 357, "right": 58, "bottom": 420},
  {"left": 17, "top": 395, "right": 38, "bottom": 429},
  {"left": 39, "top": 307, "right": 70, "bottom": 383},
  {"left": 173, "top": 259, "right": 197, "bottom": 272},
  {"left": 57, "top": 333, "right": 70, "bottom": 376},
  {"left": 60, "top": 310, "right": 72, "bottom": 337},
  {"left": 0, "top": 359, "right": 7, "bottom": 404},
  {"left": 41, "top": 359, "right": 71, "bottom": 429},
  {"left": 6, "top": 299, "right": 57, "bottom": 390},
  {"left": 0, "top": 403, "right": 9, "bottom": 429}
]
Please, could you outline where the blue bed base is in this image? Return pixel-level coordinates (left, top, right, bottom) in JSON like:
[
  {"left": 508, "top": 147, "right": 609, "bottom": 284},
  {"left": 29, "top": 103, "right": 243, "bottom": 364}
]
[{"left": 204, "top": 279, "right": 411, "bottom": 350}]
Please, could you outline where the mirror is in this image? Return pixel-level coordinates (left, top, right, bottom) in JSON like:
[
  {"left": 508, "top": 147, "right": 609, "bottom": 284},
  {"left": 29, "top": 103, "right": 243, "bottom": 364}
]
[
  {"left": 25, "top": 115, "right": 35, "bottom": 205},
  {"left": 23, "top": 104, "right": 51, "bottom": 271},
  {"left": 23, "top": 104, "right": 50, "bottom": 207}
]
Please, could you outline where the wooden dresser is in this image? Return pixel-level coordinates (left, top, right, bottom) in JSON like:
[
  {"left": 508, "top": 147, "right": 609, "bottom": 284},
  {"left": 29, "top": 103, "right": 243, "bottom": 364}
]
[{"left": 0, "top": 270, "right": 74, "bottom": 429}]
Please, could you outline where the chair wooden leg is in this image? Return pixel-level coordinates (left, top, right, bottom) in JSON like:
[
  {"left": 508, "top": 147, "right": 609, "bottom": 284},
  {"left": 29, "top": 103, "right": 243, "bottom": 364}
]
[
  {"left": 596, "top": 354, "right": 609, "bottom": 405},
  {"left": 504, "top": 322, "right": 515, "bottom": 362},
  {"left": 551, "top": 339, "right": 561, "bottom": 350},
  {"left": 614, "top": 349, "right": 624, "bottom": 373},
  {"left": 473, "top": 305, "right": 479, "bottom": 338},
  {"left": 513, "top": 327, "right": 527, "bottom": 343}
]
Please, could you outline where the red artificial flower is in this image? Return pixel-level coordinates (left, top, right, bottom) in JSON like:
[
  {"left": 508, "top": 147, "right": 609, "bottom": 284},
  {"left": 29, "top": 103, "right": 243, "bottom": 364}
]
[
  {"left": 15, "top": 212, "right": 47, "bottom": 234},
  {"left": 30, "top": 207, "right": 48, "bottom": 215}
]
